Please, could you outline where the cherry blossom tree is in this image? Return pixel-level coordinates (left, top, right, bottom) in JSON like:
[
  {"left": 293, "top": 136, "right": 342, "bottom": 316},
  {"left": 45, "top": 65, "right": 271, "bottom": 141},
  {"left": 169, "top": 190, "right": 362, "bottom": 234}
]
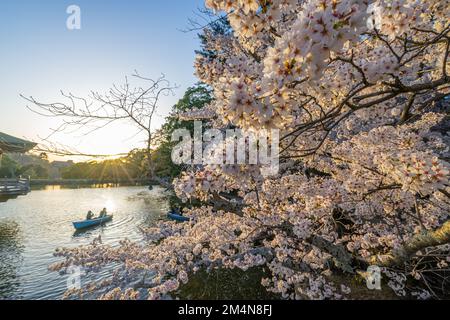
[{"left": 51, "top": 0, "right": 449, "bottom": 300}]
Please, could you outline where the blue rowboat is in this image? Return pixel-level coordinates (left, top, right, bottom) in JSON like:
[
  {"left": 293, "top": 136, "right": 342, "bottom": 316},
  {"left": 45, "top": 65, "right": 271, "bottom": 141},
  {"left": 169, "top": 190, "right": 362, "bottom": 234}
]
[
  {"left": 167, "top": 212, "right": 190, "bottom": 222},
  {"left": 72, "top": 215, "right": 113, "bottom": 230}
]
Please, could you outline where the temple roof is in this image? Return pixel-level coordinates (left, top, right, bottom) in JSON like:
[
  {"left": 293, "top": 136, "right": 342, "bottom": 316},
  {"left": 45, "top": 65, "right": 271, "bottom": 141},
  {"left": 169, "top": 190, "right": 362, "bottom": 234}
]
[{"left": 0, "top": 132, "right": 37, "bottom": 153}]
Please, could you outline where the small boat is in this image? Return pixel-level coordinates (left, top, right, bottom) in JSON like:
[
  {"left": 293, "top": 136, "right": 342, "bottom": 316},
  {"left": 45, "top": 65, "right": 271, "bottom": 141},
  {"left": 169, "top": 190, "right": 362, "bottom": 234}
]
[
  {"left": 72, "top": 215, "right": 113, "bottom": 230},
  {"left": 167, "top": 212, "right": 190, "bottom": 222}
]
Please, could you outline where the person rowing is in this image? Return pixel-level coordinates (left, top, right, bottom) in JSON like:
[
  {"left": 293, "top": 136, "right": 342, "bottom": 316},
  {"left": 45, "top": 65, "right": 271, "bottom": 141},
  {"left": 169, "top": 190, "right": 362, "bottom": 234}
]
[
  {"left": 86, "top": 210, "right": 94, "bottom": 220},
  {"left": 171, "top": 205, "right": 182, "bottom": 216},
  {"left": 99, "top": 207, "right": 108, "bottom": 218}
]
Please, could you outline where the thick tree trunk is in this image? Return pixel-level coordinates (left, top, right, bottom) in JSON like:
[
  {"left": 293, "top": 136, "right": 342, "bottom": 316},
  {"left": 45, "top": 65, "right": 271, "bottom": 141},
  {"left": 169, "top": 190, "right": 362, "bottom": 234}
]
[{"left": 368, "top": 220, "right": 450, "bottom": 267}]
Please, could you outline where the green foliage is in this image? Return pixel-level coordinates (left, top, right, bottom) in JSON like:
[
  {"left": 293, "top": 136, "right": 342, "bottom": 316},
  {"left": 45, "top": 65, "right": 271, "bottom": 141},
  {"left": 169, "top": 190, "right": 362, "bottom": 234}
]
[
  {"left": 18, "top": 164, "right": 49, "bottom": 179},
  {"left": 0, "top": 154, "right": 49, "bottom": 179},
  {"left": 0, "top": 155, "right": 20, "bottom": 178},
  {"left": 152, "top": 83, "right": 213, "bottom": 179}
]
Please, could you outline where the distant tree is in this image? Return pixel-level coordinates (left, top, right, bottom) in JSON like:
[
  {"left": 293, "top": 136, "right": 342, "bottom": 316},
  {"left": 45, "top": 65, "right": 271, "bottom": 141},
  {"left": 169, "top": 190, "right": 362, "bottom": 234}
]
[
  {"left": 0, "top": 155, "right": 19, "bottom": 178},
  {"left": 152, "top": 84, "right": 213, "bottom": 178},
  {"left": 59, "top": 151, "right": 149, "bottom": 181},
  {"left": 0, "top": 155, "right": 49, "bottom": 179},
  {"left": 19, "top": 164, "right": 49, "bottom": 179}
]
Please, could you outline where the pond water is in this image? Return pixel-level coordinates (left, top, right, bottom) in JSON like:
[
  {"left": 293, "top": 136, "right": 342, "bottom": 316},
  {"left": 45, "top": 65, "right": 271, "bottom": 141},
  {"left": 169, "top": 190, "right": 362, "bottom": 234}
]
[{"left": 0, "top": 185, "right": 170, "bottom": 299}]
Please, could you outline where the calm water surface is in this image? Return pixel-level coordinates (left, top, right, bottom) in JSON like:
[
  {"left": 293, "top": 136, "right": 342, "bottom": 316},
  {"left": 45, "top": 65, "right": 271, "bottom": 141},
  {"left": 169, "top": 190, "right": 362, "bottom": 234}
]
[{"left": 0, "top": 186, "right": 169, "bottom": 300}]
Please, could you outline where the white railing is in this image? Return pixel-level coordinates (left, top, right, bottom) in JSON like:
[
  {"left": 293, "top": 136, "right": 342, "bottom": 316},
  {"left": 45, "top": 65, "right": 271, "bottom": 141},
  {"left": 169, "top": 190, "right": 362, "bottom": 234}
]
[{"left": 0, "top": 177, "right": 31, "bottom": 195}]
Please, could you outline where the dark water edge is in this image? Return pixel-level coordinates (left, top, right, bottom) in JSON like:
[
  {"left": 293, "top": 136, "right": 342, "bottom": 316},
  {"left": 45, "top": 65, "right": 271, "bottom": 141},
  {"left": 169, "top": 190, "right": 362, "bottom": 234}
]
[{"left": 176, "top": 267, "right": 280, "bottom": 300}]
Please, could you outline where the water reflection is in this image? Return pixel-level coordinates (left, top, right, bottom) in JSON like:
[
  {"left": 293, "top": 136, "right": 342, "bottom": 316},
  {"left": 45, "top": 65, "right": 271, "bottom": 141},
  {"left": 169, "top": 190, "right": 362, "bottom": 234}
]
[
  {"left": 0, "top": 220, "right": 24, "bottom": 299},
  {"left": 0, "top": 195, "right": 20, "bottom": 203},
  {"left": 32, "top": 183, "right": 146, "bottom": 192},
  {"left": 0, "top": 186, "right": 168, "bottom": 299}
]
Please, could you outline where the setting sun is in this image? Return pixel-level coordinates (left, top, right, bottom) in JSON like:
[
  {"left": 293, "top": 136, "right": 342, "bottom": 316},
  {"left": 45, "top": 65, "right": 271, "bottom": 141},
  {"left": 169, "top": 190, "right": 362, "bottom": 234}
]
[{"left": 104, "top": 199, "right": 116, "bottom": 213}]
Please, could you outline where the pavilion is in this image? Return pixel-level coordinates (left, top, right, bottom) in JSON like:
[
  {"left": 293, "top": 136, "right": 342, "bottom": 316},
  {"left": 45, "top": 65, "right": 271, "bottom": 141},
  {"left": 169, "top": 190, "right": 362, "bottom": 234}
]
[
  {"left": 0, "top": 132, "right": 37, "bottom": 155},
  {"left": 0, "top": 132, "right": 37, "bottom": 199}
]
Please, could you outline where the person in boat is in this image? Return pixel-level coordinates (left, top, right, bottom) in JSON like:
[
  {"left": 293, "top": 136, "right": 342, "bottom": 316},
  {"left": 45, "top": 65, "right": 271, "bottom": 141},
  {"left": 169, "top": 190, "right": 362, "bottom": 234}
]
[
  {"left": 99, "top": 207, "right": 108, "bottom": 218},
  {"left": 86, "top": 210, "right": 94, "bottom": 220},
  {"left": 171, "top": 205, "right": 182, "bottom": 216}
]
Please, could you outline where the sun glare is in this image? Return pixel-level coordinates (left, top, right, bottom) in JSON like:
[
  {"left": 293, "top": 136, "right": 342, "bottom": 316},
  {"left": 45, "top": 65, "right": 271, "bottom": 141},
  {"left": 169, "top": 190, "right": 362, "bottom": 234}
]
[{"left": 104, "top": 199, "right": 116, "bottom": 212}]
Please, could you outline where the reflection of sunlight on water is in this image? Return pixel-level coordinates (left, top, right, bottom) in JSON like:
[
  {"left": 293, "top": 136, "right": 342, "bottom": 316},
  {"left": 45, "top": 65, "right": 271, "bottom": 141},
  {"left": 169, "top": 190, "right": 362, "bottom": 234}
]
[
  {"left": 104, "top": 199, "right": 116, "bottom": 212},
  {"left": 44, "top": 185, "right": 61, "bottom": 191}
]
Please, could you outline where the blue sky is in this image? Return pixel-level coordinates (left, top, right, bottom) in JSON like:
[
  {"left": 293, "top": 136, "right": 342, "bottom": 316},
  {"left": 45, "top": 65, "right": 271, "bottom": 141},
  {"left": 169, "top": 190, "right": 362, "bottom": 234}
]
[{"left": 0, "top": 0, "right": 205, "bottom": 159}]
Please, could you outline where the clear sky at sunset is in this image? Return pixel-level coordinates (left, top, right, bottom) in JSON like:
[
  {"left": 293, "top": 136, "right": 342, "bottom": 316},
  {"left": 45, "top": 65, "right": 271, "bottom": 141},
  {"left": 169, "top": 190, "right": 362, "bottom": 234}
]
[{"left": 0, "top": 0, "right": 205, "bottom": 160}]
